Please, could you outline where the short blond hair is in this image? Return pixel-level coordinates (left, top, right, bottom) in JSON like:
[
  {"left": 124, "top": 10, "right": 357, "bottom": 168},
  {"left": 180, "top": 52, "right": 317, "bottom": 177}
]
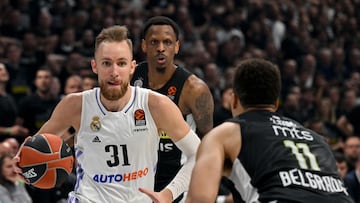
[{"left": 95, "top": 25, "right": 133, "bottom": 54}]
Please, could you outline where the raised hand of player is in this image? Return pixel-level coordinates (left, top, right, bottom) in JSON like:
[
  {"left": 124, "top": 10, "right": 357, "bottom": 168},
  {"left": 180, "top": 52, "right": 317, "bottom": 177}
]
[{"left": 138, "top": 187, "right": 173, "bottom": 203}]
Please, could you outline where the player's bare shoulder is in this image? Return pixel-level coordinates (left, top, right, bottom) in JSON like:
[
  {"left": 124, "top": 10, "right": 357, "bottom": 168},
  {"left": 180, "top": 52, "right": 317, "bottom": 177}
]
[
  {"left": 182, "top": 74, "right": 213, "bottom": 111},
  {"left": 61, "top": 92, "right": 83, "bottom": 109},
  {"left": 148, "top": 90, "right": 188, "bottom": 136},
  {"left": 185, "top": 74, "right": 211, "bottom": 93},
  {"left": 147, "top": 90, "right": 174, "bottom": 115},
  {"left": 207, "top": 122, "right": 241, "bottom": 162},
  {"left": 148, "top": 90, "right": 167, "bottom": 104},
  {"left": 56, "top": 92, "right": 83, "bottom": 120}
]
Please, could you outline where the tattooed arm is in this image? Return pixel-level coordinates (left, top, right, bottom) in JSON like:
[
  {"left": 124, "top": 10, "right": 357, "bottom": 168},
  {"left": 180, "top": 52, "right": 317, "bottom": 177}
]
[{"left": 180, "top": 75, "right": 214, "bottom": 139}]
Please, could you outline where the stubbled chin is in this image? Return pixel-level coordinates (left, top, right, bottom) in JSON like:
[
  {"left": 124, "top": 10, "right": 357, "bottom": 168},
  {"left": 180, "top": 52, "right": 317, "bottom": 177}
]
[{"left": 156, "top": 66, "right": 166, "bottom": 73}]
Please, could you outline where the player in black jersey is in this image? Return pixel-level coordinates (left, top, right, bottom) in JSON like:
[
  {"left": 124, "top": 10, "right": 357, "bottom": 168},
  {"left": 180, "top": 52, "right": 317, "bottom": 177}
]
[
  {"left": 131, "top": 16, "right": 213, "bottom": 202},
  {"left": 186, "top": 58, "right": 354, "bottom": 203}
]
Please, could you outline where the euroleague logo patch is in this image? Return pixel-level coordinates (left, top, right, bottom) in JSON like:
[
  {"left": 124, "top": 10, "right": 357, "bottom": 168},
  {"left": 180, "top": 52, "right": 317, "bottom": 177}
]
[
  {"left": 167, "top": 86, "right": 177, "bottom": 100},
  {"left": 134, "top": 109, "right": 146, "bottom": 126}
]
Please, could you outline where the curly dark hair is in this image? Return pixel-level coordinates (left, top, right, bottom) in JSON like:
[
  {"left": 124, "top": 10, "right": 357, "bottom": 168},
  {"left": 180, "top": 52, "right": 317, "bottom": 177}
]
[{"left": 233, "top": 58, "right": 281, "bottom": 108}]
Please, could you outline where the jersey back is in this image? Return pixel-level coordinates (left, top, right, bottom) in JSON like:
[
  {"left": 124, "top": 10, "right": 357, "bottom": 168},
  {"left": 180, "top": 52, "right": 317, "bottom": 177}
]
[
  {"left": 68, "top": 87, "right": 159, "bottom": 203},
  {"left": 131, "top": 62, "right": 195, "bottom": 191},
  {"left": 228, "top": 110, "right": 353, "bottom": 203}
]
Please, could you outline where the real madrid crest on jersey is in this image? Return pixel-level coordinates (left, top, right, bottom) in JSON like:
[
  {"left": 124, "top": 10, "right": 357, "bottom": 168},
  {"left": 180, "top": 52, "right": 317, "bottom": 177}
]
[{"left": 90, "top": 116, "right": 101, "bottom": 132}]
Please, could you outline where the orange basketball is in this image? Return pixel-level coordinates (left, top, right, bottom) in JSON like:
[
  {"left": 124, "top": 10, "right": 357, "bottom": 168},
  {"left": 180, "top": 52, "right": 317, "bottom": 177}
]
[{"left": 18, "top": 133, "right": 74, "bottom": 189}]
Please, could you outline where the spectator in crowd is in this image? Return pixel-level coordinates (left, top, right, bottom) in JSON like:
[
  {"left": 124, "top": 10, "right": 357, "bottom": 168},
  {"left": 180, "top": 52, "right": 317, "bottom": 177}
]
[
  {"left": 332, "top": 47, "right": 349, "bottom": 82},
  {"left": 339, "top": 89, "right": 358, "bottom": 117},
  {"left": 337, "top": 104, "right": 360, "bottom": 138},
  {"left": 327, "top": 85, "right": 342, "bottom": 117},
  {"left": 0, "top": 141, "right": 12, "bottom": 155},
  {"left": 278, "top": 92, "right": 303, "bottom": 123},
  {"left": 17, "top": 68, "right": 60, "bottom": 135},
  {"left": 298, "top": 87, "right": 316, "bottom": 122},
  {"left": 213, "top": 83, "right": 233, "bottom": 127},
  {"left": 334, "top": 151, "right": 349, "bottom": 180},
  {"left": 1, "top": 9, "right": 28, "bottom": 40},
  {"left": 305, "top": 118, "right": 342, "bottom": 152},
  {"left": 0, "top": 153, "right": 32, "bottom": 203},
  {"left": 298, "top": 54, "right": 316, "bottom": 89},
  {"left": 344, "top": 155, "right": 360, "bottom": 203},
  {"left": 2, "top": 138, "right": 19, "bottom": 156},
  {"left": 313, "top": 97, "right": 344, "bottom": 144},
  {"left": 59, "top": 74, "right": 83, "bottom": 146},
  {"left": 280, "top": 59, "right": 298, "bottom": 99},
  {"left": 61, "top": 74, "right": 83, "bottom": 99},
  {"left": 76, "top": 29, "right": 95, "bottom": 57},
  {"left": 203, "top": 62, "right": 224, "bottom": 105},
  {"left": 51, "top": 76, "right": 62, "bottom": 97},
  {"left": 54, "top": 28, "right": 77, "bottom": 56},
  {"left": 19, "top": 31, "right": 47, "bottom": 88},
  {"left": 0, "top": 63, "right": 28, "bottom": 140},
  {"left": 337, "top": 89, "right": 360, "bottom": 138},
  {"left": 82, "top": 74, "right": 97, "bottom": 91},
  {"left": 343, "top": 136, "right": 360, "bottom": 172},
  {"left": 3, "top": 43, "right": 31, "bottom": 102}
]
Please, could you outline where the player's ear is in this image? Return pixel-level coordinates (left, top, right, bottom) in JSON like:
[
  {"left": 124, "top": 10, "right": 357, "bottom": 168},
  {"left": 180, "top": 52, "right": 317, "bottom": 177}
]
[
  {"left": 232, "top": 96, "right": 238, "bottom": 109},
  {"left": 231, "top": 92, "right": 238, "bottom": 111},
  {"left": 231, "top": 95, "right": 239, "bottom": 117},
  {"left": 141, "top": 39, "right": 146, "bottom": 53},
  {"left": 130, "top": 60, "right": 136, "bottom": 75},
  {"left": 91, "top": 59, "right": 98, "bottom": 74},
  {"left": 175, "top": 40, "right": 180, "bottom": 55}
]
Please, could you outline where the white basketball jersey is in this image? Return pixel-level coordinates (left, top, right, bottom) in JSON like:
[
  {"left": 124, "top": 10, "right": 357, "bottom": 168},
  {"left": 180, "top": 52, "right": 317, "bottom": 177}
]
[{"left": 68, "top": 86, "right": 159, "bottom": 203}]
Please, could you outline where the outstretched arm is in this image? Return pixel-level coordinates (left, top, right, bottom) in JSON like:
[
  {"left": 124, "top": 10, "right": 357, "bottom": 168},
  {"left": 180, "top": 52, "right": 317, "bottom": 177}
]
[
  {"left": 13, "top": 93, "right": 82, "bottom": 181},
  {"left": 140, "top": 91, "right": 200, "bottom": 202},
  {"left": 165, "top": 129, "right": 199, "bottom": 199}
]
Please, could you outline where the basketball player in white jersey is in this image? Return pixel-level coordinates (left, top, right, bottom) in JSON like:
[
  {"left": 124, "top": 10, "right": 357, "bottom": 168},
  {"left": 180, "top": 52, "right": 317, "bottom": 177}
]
[{"left": 15, "top": 25, "right": 200, "bottom": 203}]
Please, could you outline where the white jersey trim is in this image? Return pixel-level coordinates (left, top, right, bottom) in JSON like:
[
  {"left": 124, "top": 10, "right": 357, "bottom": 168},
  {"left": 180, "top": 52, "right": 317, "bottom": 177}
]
[{"left": 230, "top": 159, "right": 260, "bottom": 203}]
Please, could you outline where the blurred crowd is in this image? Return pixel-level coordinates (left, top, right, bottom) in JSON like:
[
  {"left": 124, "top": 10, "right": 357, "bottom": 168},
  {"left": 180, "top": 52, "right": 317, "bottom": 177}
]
[{"left": 1, "top": 0, "right": 360, "bottom": 202}]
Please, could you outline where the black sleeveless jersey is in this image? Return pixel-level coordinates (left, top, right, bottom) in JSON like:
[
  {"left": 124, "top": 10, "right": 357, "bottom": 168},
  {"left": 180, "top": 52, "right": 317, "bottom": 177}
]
[
  {"left": 131, "top": 62, "right": 193, "bottom": 192},
  {"left": 227, "top": 110, "right": 353, "bottom": 203}
]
